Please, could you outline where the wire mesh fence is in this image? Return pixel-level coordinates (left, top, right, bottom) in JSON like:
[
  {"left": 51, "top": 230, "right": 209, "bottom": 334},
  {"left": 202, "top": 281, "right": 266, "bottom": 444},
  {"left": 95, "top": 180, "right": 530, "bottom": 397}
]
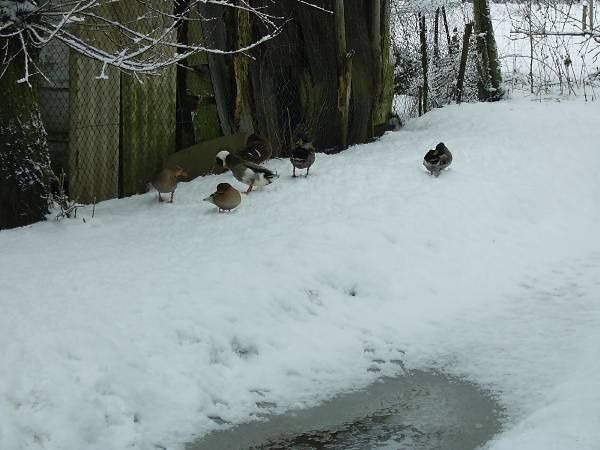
[
  {"left": 390, "top": 2, "right": 484, "bottom": 122},
  {"left": 37, "top": 6, "right": 178, "bottom": 205},
  {"left": 36, "top": 0, "right": 434, "bottom": 207}
]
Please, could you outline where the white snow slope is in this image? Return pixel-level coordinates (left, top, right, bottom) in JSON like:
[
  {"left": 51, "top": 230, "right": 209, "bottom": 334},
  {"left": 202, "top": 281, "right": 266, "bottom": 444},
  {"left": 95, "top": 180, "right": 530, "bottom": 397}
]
[{"left": 1, "top": 96, "right": 599, "bottom": 450}]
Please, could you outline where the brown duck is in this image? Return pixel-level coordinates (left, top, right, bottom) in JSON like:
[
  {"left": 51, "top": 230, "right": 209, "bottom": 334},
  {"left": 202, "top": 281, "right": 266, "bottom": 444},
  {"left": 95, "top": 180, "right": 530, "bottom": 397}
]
[
  {"left": 203, "top": 183, "right": 241, "bottom": 212},
  {"left": 151, "top": 166, "right": 188, "bottom": 202}
]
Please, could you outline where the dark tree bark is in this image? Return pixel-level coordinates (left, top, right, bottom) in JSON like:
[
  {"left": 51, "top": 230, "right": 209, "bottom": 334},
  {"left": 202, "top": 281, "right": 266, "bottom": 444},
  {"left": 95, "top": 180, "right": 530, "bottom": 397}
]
[
  {"left": 442, "top": 7, "right": 452, "bottom": 54},
  {"left": 0, "top": 44, "right": 53, "bottom": 229},
  {"left": 456, "top": 22, "right": 474, "bottom": 103},
  {"left": 200, "top": 0, "right": 393, "bottom": 154},
  {"left": 334, "top": 0, "right": 352, "bottom": 150},
  {"left": 473, "top": 0, "right": 503, "bottom": 101},
  {"left": 434, "top": 8, "right": 440, "bottom": 60},
  {"left": 199, "top": 4, "right": 237, "bottom": 136}
]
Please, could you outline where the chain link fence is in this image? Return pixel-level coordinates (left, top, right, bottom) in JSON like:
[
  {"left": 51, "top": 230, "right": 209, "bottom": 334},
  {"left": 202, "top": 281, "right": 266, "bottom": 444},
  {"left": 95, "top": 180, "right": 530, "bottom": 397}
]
[
  {"left": 391, "top": 2, "right": 481, "bottom": 122},
  {"left": 37, "top": 5, "right": 178, "bottom": 205}
]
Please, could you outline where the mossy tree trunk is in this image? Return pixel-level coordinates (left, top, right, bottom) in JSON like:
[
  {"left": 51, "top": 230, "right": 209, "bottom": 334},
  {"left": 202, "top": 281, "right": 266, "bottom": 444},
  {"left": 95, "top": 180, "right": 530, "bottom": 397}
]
[
  {"left": 370, "top": 0, "right": 394, "bottom": 133},
  {"left": 473, "top": 0, "right": 503, "bottom": 101},
  {"left": 334, "top": 0, "right": 352, "bottom": 150},
  {"left": 199, "top": 0, "right": 393, "bottom": 155},
  {"left": 0, "top": 44, "right": 52, "bottom": 229}
]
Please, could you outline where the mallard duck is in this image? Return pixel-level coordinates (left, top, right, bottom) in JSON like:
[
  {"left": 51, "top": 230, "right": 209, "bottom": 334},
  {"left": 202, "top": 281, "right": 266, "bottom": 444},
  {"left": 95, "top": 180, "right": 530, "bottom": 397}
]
[
  {"left": 423, "top": 142, "right": 452, "bottom": 177},
  {"left": 151, "top": 166, "right": 188, "bottom": 202},
  {"left": 215, "top": 150, "right": 278, "bottom": 194},
  {"left": 237, "top": 134, "right": 272, "bottom": 165},
  {"left": 290, "top": 134, "right": 316, "bottom": 177},
  {"left": 203, "top": 183, "right": 241, "bottom": 212}
]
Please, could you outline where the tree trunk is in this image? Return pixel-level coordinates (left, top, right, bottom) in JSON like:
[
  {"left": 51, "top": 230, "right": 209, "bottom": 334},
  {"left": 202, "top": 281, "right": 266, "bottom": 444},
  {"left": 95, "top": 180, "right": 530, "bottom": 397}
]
[
  {"left": 334, "top": 0, "right": 352, "bottom": 150},
  {"left": 197, "top": 0, "right": 392, "bottom": 155},
  {"left": 456, "top": 22, "right": 474, "bottom": 103},
  {"left": 442, "top": 7, "right": 452, "bottom": 53},
  {"left": 369, "top": 0, "right": 382, "bottom": 135},
  {"left": 419, "top": 13, "right": 429, "bottom": 113},
  {"left": 372, "top": 0, "right": 394, "bottom": 131},
  {"left": 473, "top": 0, "right": 503, "bottom": 101},
  {"left": 233, "top": 7, "right": 255, "bottom": 134},
  {"left": 434, "top": 8, "right": 440, "bottom": 60},
  {"left": 0, "top": 46, "right": 53, "bottom": 229},
  {"left": 199, "top": 4, "right": 236, "bottom": 136}
]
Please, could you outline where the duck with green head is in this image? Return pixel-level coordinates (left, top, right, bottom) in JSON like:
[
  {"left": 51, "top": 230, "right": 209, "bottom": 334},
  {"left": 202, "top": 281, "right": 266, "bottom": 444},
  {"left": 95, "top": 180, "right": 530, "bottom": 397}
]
[
  {"left": 290, "top": 133, "right": 316, "bottom": 177},
  {"left": 423, "top": 142, "right": 452, "bottom": 177}
]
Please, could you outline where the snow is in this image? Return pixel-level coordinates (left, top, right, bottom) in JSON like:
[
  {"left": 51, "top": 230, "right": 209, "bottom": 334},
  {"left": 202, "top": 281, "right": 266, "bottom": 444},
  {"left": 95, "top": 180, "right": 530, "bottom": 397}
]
[
  {"left": 491, "top": 2, "right": 600, "bottom": 96},
  {"left": 1, "top": 95, "right": 599, "bottom": 450}
]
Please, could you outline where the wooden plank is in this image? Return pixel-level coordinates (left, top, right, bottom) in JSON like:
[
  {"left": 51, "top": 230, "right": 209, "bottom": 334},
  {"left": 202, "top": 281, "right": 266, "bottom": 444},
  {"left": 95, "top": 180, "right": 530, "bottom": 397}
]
[
  {"left": 120, "top": 67, "right": 177, "bottom": 196},
  {"left": 68, "top": 54, "right": 120, "bottom": 203},
  {"left": 119, "top": 0, "right": 177, "bottom": 196}
]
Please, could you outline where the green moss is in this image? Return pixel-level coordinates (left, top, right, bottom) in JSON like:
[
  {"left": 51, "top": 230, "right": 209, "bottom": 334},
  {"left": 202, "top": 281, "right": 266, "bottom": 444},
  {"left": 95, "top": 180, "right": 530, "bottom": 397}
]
[
  {"left": 120, "top": 66, "right": 177, "bottom": 196},
  {"left": 0, "top": 47, "right": 52, "bottom": 228},
  {"left": 193, "top": 105, "right": 222, "bottom": 142}
]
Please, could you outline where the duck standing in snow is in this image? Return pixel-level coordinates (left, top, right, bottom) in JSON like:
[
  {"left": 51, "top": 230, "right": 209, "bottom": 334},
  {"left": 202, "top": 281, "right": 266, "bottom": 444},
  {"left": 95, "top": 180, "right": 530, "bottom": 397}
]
[
  {"left": 203, "top": 183, "right": 241, "bottom": 212},
  {"left": 423, "top": 142, "right": 453, "bottom": 177},
  {"left": 151, "top": 166, "right": 188, "bottom": 202},
  {"left": 290, "top": 134, "right": 316, "bottom": 177},
  {"left": 238, "top": 134, "right": 272, "bottom": 164},
  {"left": 215, "top": 150, "right": 278, "bottom": 194}
]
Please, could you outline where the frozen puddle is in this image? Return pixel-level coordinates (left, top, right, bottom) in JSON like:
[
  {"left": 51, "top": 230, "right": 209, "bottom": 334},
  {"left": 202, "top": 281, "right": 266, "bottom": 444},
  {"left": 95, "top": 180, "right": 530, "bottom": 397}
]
[{"left": 187, "top": 371, "right": 502, "bottom": 450}]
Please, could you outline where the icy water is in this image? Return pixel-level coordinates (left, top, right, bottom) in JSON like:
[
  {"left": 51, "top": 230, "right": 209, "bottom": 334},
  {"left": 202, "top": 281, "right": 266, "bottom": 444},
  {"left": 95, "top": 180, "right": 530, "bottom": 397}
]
[{"left": 187, "top": 371, "right": 502, "bottom": 450}]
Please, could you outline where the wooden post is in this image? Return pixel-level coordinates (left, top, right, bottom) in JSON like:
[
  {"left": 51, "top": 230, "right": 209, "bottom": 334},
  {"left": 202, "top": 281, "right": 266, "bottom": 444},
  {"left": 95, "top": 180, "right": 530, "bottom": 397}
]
[
  {"left": 583, "top": 4, "right": 588, "bottom": 31},
  {"left": 418, "top": 13, "right": 428, "bottom": 113},
  {"left": 334, "top": 0, "right": 352, "bottom": 150},
  {"left": 233, "top": 7, "right": 254, "bottom": 134},
  {"left": 370, "top": 0, "right": 382, "bottom": 135},
  {"left": 456, "top": 22, "right": 473, "bottom": 104},
  {"left": 589, "top": 0, "right": 594, "bottom": 31}
]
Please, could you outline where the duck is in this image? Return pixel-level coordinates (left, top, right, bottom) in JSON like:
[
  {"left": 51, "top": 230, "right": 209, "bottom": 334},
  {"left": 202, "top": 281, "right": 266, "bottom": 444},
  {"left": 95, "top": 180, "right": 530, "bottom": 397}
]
[
  {"left": 203, "top": 183, "right": 241, "bottom": 212},
  {"left": 423, "top": 142, "right": 452, "bottom": 177},
  {"left": 151, "top": 166, "right": 188, "bottom": 202},
  {"left": 237, "top": 134, "right": 272, "bottom": 165},
  {"left": 290, "top": 133, "right": 316, "bottom": 177},
  {"left": 215, "top": 150, "right": 278, "bottom": 194}
]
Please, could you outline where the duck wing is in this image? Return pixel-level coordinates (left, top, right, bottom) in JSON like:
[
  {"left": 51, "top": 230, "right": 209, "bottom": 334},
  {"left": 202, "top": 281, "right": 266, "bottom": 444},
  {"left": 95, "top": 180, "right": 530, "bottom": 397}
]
[
  {"left": 424, "top": 149, "right": 441, "bottom": 164},
  {"left": 239, "top": 146, "right": 263, "bottom": 164},
  {"left": 241, "top": 160, "right": 277, "bottom": 176}
]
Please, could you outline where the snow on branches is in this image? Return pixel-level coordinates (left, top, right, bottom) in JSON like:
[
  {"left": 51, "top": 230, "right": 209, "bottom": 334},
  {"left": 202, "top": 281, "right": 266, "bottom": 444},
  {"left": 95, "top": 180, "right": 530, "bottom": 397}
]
[{"left": 0, "top": 0, "right": 294, "bottom": 84}]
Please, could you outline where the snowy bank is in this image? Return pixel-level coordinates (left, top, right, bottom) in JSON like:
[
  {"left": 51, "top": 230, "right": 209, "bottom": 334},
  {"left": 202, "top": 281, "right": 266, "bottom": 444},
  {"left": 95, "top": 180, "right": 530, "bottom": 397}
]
[{"left": 1, "top": 96, "right": 599, "bottom": 450}]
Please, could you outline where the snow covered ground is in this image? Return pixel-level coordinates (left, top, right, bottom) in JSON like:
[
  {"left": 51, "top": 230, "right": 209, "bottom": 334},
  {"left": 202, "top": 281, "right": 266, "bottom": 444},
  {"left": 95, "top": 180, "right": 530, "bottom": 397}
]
[{"left": 1, "top": 95, "right": 599, "bottom": 450}]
